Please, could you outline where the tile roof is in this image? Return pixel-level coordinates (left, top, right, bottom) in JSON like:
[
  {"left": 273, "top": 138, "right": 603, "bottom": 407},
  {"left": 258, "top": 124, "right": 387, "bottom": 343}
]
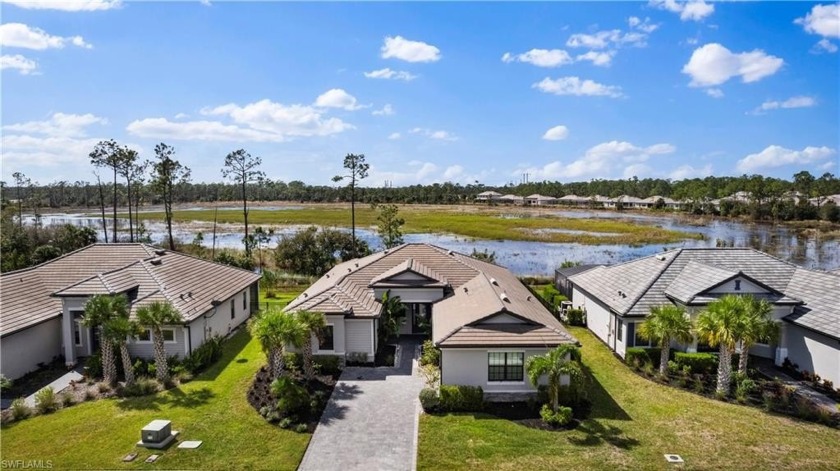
[
  {"left": 368, "top": 258, "right": 449, "bottom": 288},
  {"left": 555, "top": 264, "right": 601, "bottom": 278},
  {"left": 1, "top": 243, "right": 259, "bottom": 336},
  {"left": 285, "top": 243, "right": 576, "bottom": 348},
  {"left": 569, "top": 247, "right": 838, "bottom": 339}
]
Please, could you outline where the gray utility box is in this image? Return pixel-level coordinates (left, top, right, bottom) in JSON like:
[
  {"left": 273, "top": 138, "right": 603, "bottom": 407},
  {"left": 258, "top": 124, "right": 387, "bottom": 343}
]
[{"left": 138, "top": 420, "right": 179, "bottom": 449}]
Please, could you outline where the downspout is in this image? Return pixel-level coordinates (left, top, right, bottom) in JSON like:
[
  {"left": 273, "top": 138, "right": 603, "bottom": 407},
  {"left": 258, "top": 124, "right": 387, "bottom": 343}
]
[{"left": 185, "top": 324, "right": 192, "bottom": 356}]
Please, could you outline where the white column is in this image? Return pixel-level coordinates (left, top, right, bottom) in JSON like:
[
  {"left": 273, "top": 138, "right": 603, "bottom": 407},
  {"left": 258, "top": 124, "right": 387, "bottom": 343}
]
[
  {"left": 774, "top": 322, "right": 788, "bottom": 366},
  {"left": 61, "top": 302, "right": 76, "bottom": 367}
]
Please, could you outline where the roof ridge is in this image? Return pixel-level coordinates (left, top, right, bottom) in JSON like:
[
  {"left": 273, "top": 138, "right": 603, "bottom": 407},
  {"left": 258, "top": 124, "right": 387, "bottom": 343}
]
[
  {"left": 51, "top": 259, "right": 143, "bottom": 295},
  {"left": 140, "top": 259, "right": 173, "bottom": 304},
  {"left": 620, "top": 248, "right": 681, "bottom": 315}
]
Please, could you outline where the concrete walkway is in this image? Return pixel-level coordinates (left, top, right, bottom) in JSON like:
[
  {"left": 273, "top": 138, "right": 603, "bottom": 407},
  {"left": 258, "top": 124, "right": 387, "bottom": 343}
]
[
  {"left": 755, "top": 362, "right": 839, "bottom": 414},
  {"left": 298, "top": 337, "right": 424, "bottom": 471},
  {"left": 22, "top": 365, "right": 85, "bottom": 408}
]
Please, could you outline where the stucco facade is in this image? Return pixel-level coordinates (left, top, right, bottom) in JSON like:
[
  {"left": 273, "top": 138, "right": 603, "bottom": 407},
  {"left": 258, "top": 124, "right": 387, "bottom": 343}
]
[{"left": 1, "top": 318, "right": 63, "bottom": 380}]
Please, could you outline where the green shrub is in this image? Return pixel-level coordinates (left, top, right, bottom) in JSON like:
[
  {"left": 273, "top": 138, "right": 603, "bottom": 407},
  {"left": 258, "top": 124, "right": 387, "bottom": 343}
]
[
  {"left": 271, "top": 377, "right": 310, "bottom": 419},
  {"left": 625, "top": 347, "right": 662, "bottom": 369},
  {"left": 183, "top": 335, "right": 224, "bottom": 373},
  {"left": 420, "top": 340, "right": 440, "bottom": 367},
  {"left": 10, "top": 398, "right": 30, "bottom": 421},
  {"left": 295, "top": 423, "right": 309, "bottom": 433},
  {"left": 565, "top": 308, "right": 586, "bottom": 326},
  {"left": 313, "top": 355, "right": 342, "bottom": 377},
  {"left": 734, "top": 375, "right": 756, "bottom": 403},
  {"left": 439, "top": 385, "right": 484, "bottom": 412},
  {"left": 419, "top": 388, "right": 440, "bottom": 412},
  {"left": 34, "top": 387, "right": 58, "bottom": 414},
  {"left": 284, "top": 352, "right": 304, "bottom": 370},
  {"left": 120, "top": 377, "right": 161, "bottom": 397},
  {"left": 0, "top": 374, "right": 12, "bottom": 392},
  {"left": 540, "top": 404, "right": 573, "bottom": 426},
  {"left": 61, "top": 393, "right": 75, "bottom": 407},
  {"left": 541, "top": 285, "right": 561, "bottom": 305},
  {"left": 674, "top": 352, "right": 718, "bottom": 376},
  {"left": 85, "top": 353, "right": 103, "bottom": 379},
  {"left": 278, "top": 417, "right": 294, "bottom": 429}
]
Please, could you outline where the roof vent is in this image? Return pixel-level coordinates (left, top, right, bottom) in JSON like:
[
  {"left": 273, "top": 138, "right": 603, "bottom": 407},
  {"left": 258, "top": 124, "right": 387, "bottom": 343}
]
[
  {"left": 326, "top": 274, "right": 330, "bottom": 278},
  {"left": 150, "top": 258, "right": 162, "bottom": 266},
  {"left": 490, "top": 278, "right": 498, "bottom": 286},
  {"left": 656, "top": 254, "right": 666, "bottom": 261},
  {"left": 447, "top": 250, "right": 454, "bottom": 256},
  {"left": 527, "top": 295, "right": 532, "bottom": 301},
  {"left": 188, "top": 291, "right": 192, "bottom": 297},
  {"left": 463, "top": 287, "right": 468, "bottom": 293},
  {"left": 179, "top": 293, "right": 185, "bottom": 300},
  {"left": 154, "top": 249, "right": 166, "bottom": 256},
  {"left": 303, "top": 293, "right": 308, "bottom": 298},
  {"left": 347, "top": 268, "right": 352, "bottom": 272},
  {"left": 500, "top": 292, "right": 510, "bottom": 302},
  {"left": 355, "top": 262, "right": 359, "bottom": 268}
]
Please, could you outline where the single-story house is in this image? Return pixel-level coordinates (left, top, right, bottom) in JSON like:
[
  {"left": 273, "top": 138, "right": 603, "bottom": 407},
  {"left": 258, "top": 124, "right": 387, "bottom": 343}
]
[
  {"left": 1, "top": 243, "right": 260, "bottom": 380},
  {"left": 567, "top": 248, "right": 840, "bottom": 385},
  {"left": 284, "top": 243, "right": 577, "bottom": 396},
  {"left": 557, "top": 194, "right": 590, "bottom": 207},
  {"left": 498, "top": 194, "right": 525, "bottom": 205},
  {"left": 525, "top": 194, "right": 558, "bottom": 206},
  {"left": 476, "top": 191, "right": 503, "bottom": 202}
]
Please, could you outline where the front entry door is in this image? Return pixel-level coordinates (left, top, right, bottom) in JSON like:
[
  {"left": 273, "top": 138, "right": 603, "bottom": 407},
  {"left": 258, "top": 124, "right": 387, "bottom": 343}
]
[{"left": 410, "top": 304, "right": 431, "bottom": 334}]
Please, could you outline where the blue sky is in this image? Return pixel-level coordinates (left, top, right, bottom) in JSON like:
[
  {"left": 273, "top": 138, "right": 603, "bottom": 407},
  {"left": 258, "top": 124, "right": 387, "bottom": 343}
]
[{"left": 1, "top": 1, "right": 838, "bottom": 187}]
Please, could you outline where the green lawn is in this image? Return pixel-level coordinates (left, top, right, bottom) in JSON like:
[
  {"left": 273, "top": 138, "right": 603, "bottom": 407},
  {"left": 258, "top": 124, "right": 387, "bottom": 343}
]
[
  {"left": 418, "top": 326, "right": 840, "bottom": 470},
  {"left": 130, "top": 204, "right": 701, "bottom": 245},
  {"left": 0, "top": 292, "right": 308, "bottom": 470}
]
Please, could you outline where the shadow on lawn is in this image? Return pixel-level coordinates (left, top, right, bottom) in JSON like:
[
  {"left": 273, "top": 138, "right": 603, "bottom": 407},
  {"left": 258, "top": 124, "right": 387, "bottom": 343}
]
[
  {"left": 568, "top": 419, "right": 640, "bottom": 449},
  {"left": 116, "top": 387, "right": 215, "bottom": 412},
  {"left": 584, "top": 365, "right": 631, "bottom": 421},
  {"left": 317, "top": 382, "right": 362, "bottom": 426},
  {"left": 196, "top": 327, "right": 253, "bottom": 381}
]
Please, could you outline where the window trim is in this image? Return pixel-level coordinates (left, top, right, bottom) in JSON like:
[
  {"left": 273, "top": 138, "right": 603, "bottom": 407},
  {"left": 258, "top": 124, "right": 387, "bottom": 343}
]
[
  {"left": 317, "top": 323, "right": 335, "bottom": 353},
  {"left": 161, "top": 328, "right": 177, "bottom": 344},
  {"left": 136, "top": 328, "right": 153, "bottom": 344},
  {"left": 73, "top": 320, "right": 83, "bottom": 347},
  {"left": 243, "top": 290, "right": 247, "bottom": 310},
  {"left": 134, "top": 328, "right": 177, "bottom": 344},
  {"left": 487, "top": 351, "right": 525, "bottom": 383}
]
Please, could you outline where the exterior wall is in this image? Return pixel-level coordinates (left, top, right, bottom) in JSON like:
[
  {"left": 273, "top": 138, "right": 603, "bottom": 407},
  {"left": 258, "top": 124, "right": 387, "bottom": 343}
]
[
  {"left": 573, "top": 287, "right": 612, "bottom": 348},
  {"left": 345, "top": 319, "right": 375, "bottom": 361},
  {"left": 187, "top": 283, "right": 256, "bottom": 356},
  {"left": 614, "top": 318, "right": 628, "bottom": 358},
  {"left": 1, "top": 318, "right": 63, "bottom": 380},
  {"left": 440, "top": 348, "right": 566, "bottom": 393},
  {"left": 128, "top": 326, "right": 189, "bottom": 359},
  {"left": 62, "top": 297, "right": 89, "bottom": 365},
  {"left": 313, "top": 315, "right": 346, "bottom": 355},
  {"left": 785, "top": 324, "right": 840, "bottom": 386}
]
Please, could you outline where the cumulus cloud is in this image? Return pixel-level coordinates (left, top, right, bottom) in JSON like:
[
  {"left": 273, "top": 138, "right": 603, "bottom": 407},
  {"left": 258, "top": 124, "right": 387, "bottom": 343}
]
[
  {"left": 409, "top": 127, "right": 458, "bottom": 141},
  {"left": 650, "top": 0, "right": 715, "bottom": 22},
  {"left": 533, "top": 76, "right": 623, "bottom": 98},
  {"left": 1, "top": 112, "right": 113, "bottom": 168},
  {"left": 128, "top": 98, "right": 353, "bottom": 142},
  {"left": 751, "top": 96, "right": 816, "bottom": 114},
  {"left": 0, "top": 23, "right": 92, "bottom": 50},
  {"left": 372, "top": 104, "right": 394, "bottom": 116},
  {"left": 3, "top": 0, "right": 121, "bottom": 11},
  {"left": 314, "top": 88, "right": 366, "bottom": 111},
  {"left": 566, "top": 29, "right": 647, "bottom": 49},
  {"left": 682, "top": 43, "right": 784, "bottom": 87},
  {"left": 381, "top": 36, "right": 441, "bottom": 63},
  {"left": 514, "top": 140, "right": 675, "bottom": 180},
  {"left": 705, "top": 88, "right": 724, "bottom": 98},
  {"left": 4, "top": 112, "right": 107, "bottom": 136},
  {"left": 813, "top": 38, "right": 838, "bottom": 53},
  {"left": 736, "top": 145, "right": 836, "bottom": 172},
  {"left": 795, "top": 3, "right": 839, "bottom": 39},
  {"left": 387, "top": 132, "right": 401, "bottom": 140},
  {"left": 542, "top": 125, "right": 569, "bottom": 141},
  {"left": 443, "top": 164, "right": 464, "bottom": 180},
  {"left": 575, "top": 50, "right": 614, "bottom": 66},
  {"left": 628, "top": 16, "right": 659, "bottom": 33},
  {"left": 668, "top": 164, "right": 713, "bottom": 180},
  {"left": 501, "top": 49, "right": 573, "bottom": 67},
  {"left": 1, "top": 54, "right": 38, "bottom": 74},
  {"left": 363, "top": 68, "right": 417, "bottom": 81}
]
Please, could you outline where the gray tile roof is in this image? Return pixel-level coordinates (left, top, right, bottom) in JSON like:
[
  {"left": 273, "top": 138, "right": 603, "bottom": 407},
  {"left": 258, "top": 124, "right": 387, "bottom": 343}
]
[
  {"left": 568, "top": 247, "right": 838, "bottom": 339},
  {"left": 555, "top": 264, "right": 601, "bottom": 278},
  {"left": 1, "top": 243, "right": 260, "bottom": 336}
]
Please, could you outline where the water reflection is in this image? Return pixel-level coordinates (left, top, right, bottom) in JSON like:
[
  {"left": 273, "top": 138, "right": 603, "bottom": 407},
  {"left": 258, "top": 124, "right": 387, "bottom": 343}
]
[{"left": 27, "top": 211, "right": 840, "bottom": 275}]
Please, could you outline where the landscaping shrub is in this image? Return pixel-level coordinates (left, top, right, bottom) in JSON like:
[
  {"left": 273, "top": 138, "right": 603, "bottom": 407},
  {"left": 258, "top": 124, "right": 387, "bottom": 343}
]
[
  {"left": 540, "top": 404, "right": 573, "bottom": 427},
  {"left": 313, "top": 355, "right": 342, "bottom": 377},
  {"left": 0, "top": 374, "right": 12, "bottom": 392},
  {"left": 420, "top": 364, "right": 441, "bottom": 388},
  {"left": 85, "top": 353, "right": 103, "bottom": 379},
  {"left": 295, "top": 423, "right": 309, "bottom": 433},
  {"left": 565, "top": 308, "right": 586, "bottom": 326},
  {"left": 674, "top": 352, "right": 718, "bottom": 376},
  {"left": 10, "top": 398, "right": 30, "bottom": 421},
  {"left": 120, "top": 377, "right": 161, "bottom": 397},
  {"left": 183, "top": 335, "right": 224, "bottom": 373},
  {"left": 734, "top": 375, "right": 756, "bottom": 404},
  {"left": 34, "top": 387, "right": 58, "bottom": 414},
  {"left": 439, "top": 385, "right": 484, "bottom": 412},
  {"left": 278, "top": 417, "right": 294, "bottom": 429},
  {"left": 419, "top": 388, "right": 440, "bottom": 412},
  {"left": 61, "top": 393, "right": 75, "bottom": 407},
  {"left": 625, "top": 347, "right": 662, "bottom": 369},
  {"left": 284, "top": 352, "right": 304, "bottom": 371},
  {"left": 271, "top": 377, "right": 310, "bottom": 419},
  {"left": 420, "top": 340, "right": 440, "bottom": 367}
]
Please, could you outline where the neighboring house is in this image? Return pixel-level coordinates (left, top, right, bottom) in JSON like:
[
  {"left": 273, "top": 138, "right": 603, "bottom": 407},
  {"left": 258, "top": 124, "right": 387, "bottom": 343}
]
[
  {"left": 554, "top": 264, "right": 601, "bottom": 299},
  {"left": 641, "top": 195, "right": 683, "bottom": 210},
  {"left": 568, "top": 248, "right": 840, "bottom": 385},
  {"left": 0, "top": 243, "right": 260, "bottom": 380},
  {"left": 498, "top": 194, "right": 525, "bottom": 205},
  {"left": 476, "top": 191, "right": 503, "bottom": 202},
  {"left": 557, "top": 194, "right": 589, "bottom": 207},
  {"left": 284, "top": 243, "right": 577, "bottom": 396},
  {"left": 525, "top": 194, "right": 558, "bottom": 206}
]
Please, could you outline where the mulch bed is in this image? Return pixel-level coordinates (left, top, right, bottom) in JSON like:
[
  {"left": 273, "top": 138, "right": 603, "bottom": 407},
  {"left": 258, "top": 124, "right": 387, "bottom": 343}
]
[
  {"left": 247, "top": 366, "right": 337, "bottom": 431},
  {"left": 482, "top": 401, "right": 586, "bottom": 431}
]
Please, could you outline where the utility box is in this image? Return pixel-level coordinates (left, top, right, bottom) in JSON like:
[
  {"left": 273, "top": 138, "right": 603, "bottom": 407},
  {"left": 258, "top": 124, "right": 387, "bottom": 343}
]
[{"left": 138, "top": 420, "right": 178, "bottom": 449}]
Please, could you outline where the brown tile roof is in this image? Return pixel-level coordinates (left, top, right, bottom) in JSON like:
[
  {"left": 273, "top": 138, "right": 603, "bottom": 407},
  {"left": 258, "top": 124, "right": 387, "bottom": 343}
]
[
  {"left": 440, "top": 324, "right": 574, "bottom": 347},
  {"left": 369, "top": 258, "right": 449, "bottom": 288},
  {"left": 1, "top": 243, "right": 259, "bottom": 336},
  {"left": 285, "top": 243, "right": 576, "bottom": 348}
]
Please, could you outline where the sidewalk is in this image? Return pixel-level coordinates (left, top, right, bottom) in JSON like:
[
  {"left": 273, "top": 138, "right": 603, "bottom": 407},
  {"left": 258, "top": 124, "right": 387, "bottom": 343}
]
[{"left": 22, "top": 365, "right": 85, "bottom": 408}]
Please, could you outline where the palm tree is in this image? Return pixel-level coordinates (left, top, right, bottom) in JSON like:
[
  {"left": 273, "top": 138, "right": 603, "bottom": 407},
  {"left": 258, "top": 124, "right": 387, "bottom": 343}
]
[
  {"left": 696, "top": 295, "right": 744, "bottom": 395},
  {"left": 248, "top": 308, "right": 306, "bottom": 379},
  {"left": 379, "top": 290, "right": 407, "bottom": 347},
  {"left": 296, "top": 311, "right": 326, "bottom": 381},
  {"left": 525, "top": 344, "right": 583, "bottom": 412},
  {"left": 638, "top": 305, "right": 694, "bottom": 376},
  {"left": 737, "top": 296, "right": 778, "bottom": 374},
  {"left": 82, "top": 295, "right": 123, "bottom": 384},
  {"left": 103, "top": 315, "right": 141, "bottom": 386},
  {"left": 136, "top": 301, "right": 183, "bottom": 384}
]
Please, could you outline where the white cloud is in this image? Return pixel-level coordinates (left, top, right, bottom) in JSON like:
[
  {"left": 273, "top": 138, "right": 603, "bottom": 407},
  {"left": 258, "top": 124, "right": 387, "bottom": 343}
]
[
  {"left": 575, "top": 50, "right": 614, "bottom": 66},
  {"left": 542, "top": 125, "right": 569, "bottom": 141},
  {"left": 0, "top": 23, "right": 92, "bottom": 50},
  {"left": 668, "top": 164, "right": 713, "bottom": 180},
  {"left": 533, "top": 76, "right": 623, "bottom": 98},
  {"left": 129, "top": 98, "right": 353, "bottom": 142},
  {"left": 514, "top": 140, "right": 675, "bottom": 180},
  {"left": 795, "top": 3, "right": 839, "bottom": 39},
  {"left": 628, "top": 16, "right": 659, "bottom": 33},
  {"left": 682, "top": 43, "right": 784, "bottom": 87},
  {"left": 705, "top": 88, "right": 724, "bottom": 98},
  {"left": 314, "top": 88, "right": 365, "bottom": 111},
  {"left": 387, "top": 132, "right": 401, "bottom": 140},
  {"left": 736, "top": 145, "right": 836, "bottom": 172},
  {"left": 381, "top": 35, "right": 441, "bottom": 63},
  {"left": 174, "top": 112, "right": 189, "bottom": 119},
  {"left": 1, "top": 54, "right": 38, "bottom": 74},
  {"left": 3, "top": 0, "right": 121, "bottom": 11},
  {"left": 501, "top": 49, "right": 573, "bottom": 67},
  {"left": 443, "top": 165, "right": 464, "bottom": 180},
  {"left": 409, "top": 127, "right": 458, "bottom": 141},
  {"left": 752, "top": 96, "right": 816, "bottom": 114},
  {"left": 650, "top": 0, "right": 715, "bottom": 22},
  {"left": 1, "top": 112, "right": 113, "bottom": 168},
  {"left": 813, "top": 38, "right": 838, "bottom": 53},
  {"left": 372, "top": 104, "right": 394, "bottom": 116},
  {"left": 363, "top": 68, "right": 417, "bottom": 81},
  {"left": 566, "top": 29, "right": 647, "bottom": 49}
]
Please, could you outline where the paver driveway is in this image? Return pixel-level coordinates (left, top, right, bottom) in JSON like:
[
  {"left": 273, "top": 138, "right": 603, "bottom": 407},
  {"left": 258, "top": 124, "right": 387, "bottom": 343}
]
[{"left": 298, "top": 337, "right": 424, "bottom": 471}]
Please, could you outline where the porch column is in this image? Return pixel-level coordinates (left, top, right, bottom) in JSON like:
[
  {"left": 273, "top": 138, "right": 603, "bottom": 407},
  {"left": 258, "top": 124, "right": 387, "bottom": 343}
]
[
  {"left": 774, "top": 322, "right": 788, "bottom": 366},
  {"left": 61, "top": 303, "right": 76, "bottom": 367}
]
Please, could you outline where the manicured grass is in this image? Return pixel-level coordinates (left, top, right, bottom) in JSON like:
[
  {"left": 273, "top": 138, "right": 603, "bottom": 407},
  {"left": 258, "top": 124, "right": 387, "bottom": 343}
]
[
  {"left": 131, "top": 204, "right": 701, "bottom": 245},
  {"left": 418, "top": 326, "right": 840, "bottom": 470},
  {"left": 258, "top": 286, "right": 304, "bottom": 310},
  {"left": 0, "top": 291, "right": 308, "bottom": 470}
]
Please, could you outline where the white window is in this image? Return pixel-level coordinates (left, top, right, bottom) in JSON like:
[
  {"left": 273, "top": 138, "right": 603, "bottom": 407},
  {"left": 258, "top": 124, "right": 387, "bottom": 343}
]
[
  {"left": 137, "top": 329, "right": 152, "bottom": 343},
  {"left": 135, "top": 328, "right": 175, "bottom": 344},
  {"left": 161, "top": 328, "right": 176, "bottom": 344},
  {"left": 488, "top": 352, "right": 524, "bottom": 382},
  {"left": 74, "top": 320, "right": 83, "bottom": 347}
]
